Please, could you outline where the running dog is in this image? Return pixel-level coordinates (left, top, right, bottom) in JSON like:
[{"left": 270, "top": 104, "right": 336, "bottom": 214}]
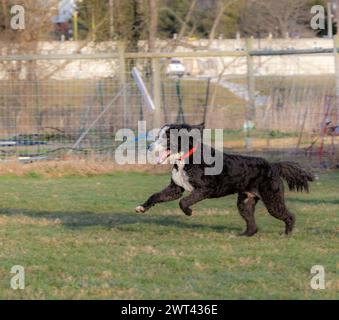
[{"left": 135, "top": 123, "right": 314, "bottom": 236}]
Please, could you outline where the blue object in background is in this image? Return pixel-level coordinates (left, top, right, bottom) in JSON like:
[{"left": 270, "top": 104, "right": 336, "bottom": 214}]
[{"left": 52, "top": 0, "right": 77, "bottom": 23}]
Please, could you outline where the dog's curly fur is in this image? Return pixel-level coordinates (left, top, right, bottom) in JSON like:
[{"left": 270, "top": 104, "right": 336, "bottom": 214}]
[{"left": 136, "top": 123, "right": 315, "bottom": 236}]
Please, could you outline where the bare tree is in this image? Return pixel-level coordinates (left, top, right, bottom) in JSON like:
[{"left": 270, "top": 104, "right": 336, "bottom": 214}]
[
  {"left": 240, "top": 0, "right": 315, "bottom": 38},
  {"left": 148, "top": 0, "right": 158, "bottom": 51},
  {"left": 208, "top": 0, "right": 237, "bottom": 44}
]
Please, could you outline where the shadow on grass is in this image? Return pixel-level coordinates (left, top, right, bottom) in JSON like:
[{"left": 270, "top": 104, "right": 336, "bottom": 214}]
[
  {"left": 287, "top": 198, "right": 339, "bottom": 205},
  {"left": 0, "top": 208, "right": 240, "bottom": 234}
]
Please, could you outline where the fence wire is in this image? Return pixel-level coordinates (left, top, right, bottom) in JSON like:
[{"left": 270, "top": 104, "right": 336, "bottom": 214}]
[{"left": 0, "top": 52, "right": 338, "bottom": 169}]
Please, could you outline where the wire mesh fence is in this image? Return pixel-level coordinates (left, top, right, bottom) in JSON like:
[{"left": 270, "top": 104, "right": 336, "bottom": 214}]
[{"left": 0, "top": 47, "right": 338, "bottom": 169}]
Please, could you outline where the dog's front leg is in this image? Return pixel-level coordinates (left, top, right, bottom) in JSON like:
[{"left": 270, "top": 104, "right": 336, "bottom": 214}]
[
  {"left": 179, "top": 190, "right": 208, "bottom": 216},
  {"left": 135, "top": 181, "right": 184, "bottom": 213}
]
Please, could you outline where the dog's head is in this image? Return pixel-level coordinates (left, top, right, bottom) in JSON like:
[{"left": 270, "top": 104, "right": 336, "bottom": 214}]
[{"left": 148, "top": 123, "right": 204, "bottom": 164}]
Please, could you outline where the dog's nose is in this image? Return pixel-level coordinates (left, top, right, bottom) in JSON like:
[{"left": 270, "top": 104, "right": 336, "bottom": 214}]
[{"left": 147, "top": 144, "right": 152, "bottom": 151}]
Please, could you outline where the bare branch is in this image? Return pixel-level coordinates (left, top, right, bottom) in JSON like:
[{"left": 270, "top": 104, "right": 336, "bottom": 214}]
[
  {"left": 178, "top": 0, "right": 198, "bottom": 40},
  {"left": 240, "top": 0, "right": 313, "bottom": 37},
  {"left": 208, "top": 0, "right": 237, "bottom": 44}
]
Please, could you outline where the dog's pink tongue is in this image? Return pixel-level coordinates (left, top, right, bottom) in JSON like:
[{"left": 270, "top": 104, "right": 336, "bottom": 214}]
[{"left": 157, "top": 150, "right": 171, "bottom": 164}]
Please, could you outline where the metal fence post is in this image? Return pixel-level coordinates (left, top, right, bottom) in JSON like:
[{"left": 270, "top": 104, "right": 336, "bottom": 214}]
[
  {"left": 73, "top": 11, "right": 78, "bottom": 41},
  {"left": 118, "top": 42, "right": 128, "bottom": 128},
  {"left": 334, "top": 34, "right": 339, "bottom": 125},
  {"left": 152, "top": 57, "right": 161, "bottom": 128},
  {"left": 246, "top": 37, "right": 255, "bottom": 151}
]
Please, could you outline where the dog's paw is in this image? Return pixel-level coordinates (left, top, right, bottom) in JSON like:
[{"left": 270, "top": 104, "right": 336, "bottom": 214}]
[
  {"left": 238, "top": 228, "right": 258, "bottom": 237},
  {"left": 135, "top": 206, "right": 145, "bottom": 213},
  {"left": 184, "top": 209, "right": 193, "bottom": 216}
]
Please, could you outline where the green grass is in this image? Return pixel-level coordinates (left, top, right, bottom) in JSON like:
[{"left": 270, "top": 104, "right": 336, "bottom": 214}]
[
  {"left": 232, "top": 75, "right": 335, "bottom": 93},
  {"left": 0, "top": 171, "right": 337, "bottom": 299}
]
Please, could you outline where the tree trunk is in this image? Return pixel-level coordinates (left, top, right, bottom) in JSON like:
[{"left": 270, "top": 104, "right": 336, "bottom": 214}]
[
  {"left": 130, "top": 0, "right": 144, "bottom": 52},
  {"left": 1, "top": 0, "right": 8, "bottom": 29},
  {"left": 109, "top": 0, "right": 114, "bottom": 39},
  {"left": 114, "top": 0, "right": 120, "bottom": 35},
  {"left": 148, "top": 0, "right": 158, "bottom": 52},
  {"left": 335, "top": 0, "right": 339, "bottom": 25},
  {"left": 208, "top": 1, "right": 227, "bottom": 45}
]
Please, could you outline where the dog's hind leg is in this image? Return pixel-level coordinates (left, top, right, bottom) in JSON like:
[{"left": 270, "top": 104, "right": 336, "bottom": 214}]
[
  {"left": 237, "top": 192, "right": 259, "bottom": 236},
  {"left": 259, "top": 179, "right": 295, "bottom": 235},
  {"left": 179, "top": 190, "right": 208, "bottom": 216},
  {"left": 135, "top": 181, "right": 184, "bottom": 213}
]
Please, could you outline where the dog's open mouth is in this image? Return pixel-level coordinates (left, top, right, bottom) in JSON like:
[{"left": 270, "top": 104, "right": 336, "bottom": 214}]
[{"left": 157, "top": 149, "right": 171, "bottom": 164}]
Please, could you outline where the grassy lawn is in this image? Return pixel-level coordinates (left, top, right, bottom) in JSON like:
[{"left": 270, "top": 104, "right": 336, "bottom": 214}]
[{"left": 0, "top": 171, "right": 337, "bottom": 299}]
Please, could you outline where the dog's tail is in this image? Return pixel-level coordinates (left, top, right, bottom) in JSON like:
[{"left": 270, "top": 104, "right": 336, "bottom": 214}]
[{"left": 271, "top": 161, "right": 315, "bottom": 192}]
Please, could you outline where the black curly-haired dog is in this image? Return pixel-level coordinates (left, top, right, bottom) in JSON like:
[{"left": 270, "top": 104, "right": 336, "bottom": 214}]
[{"left": 135, "top": 123, "right": 314, "bottom": 236}]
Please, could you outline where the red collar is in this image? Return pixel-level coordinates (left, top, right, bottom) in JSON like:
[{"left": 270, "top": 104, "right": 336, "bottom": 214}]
[{"left": 178, "top": 146, "right": 198, "bottom": 161}]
